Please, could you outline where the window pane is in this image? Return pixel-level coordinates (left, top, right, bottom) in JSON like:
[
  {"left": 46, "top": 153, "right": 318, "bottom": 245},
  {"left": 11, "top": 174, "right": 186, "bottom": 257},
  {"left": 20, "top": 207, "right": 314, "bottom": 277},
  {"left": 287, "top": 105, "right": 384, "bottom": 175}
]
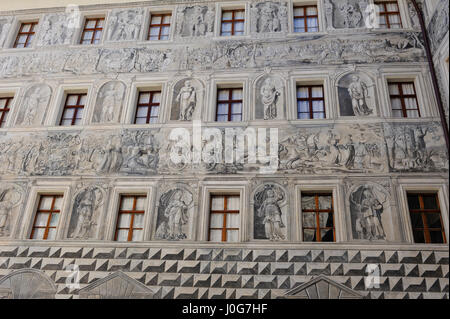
[
  {"left": 392, "top": 110, "right": 403, "bottom": 118},
  {"left": 298, "top": 101, "right": 309, "bottom": 113},
  {"left": 232, "top": 89, "right": 243, "bottom": 100},
  {"left": 31, "top": 228, "right": 45, "bottom": 240},
  {"left": 311, "top": 87, "right": 323, "bottom": 98},
  {"left": 294, "top": 7, "right": 304, "bottom": 16},
  {"left": 210, "top": 213, "right": 224, "bottom": 228},
  {"left": 226, "top": 213, "right": 240, "bottom": 228},
  {"left": 422, "top": 195, "right": 438, "bottom": 209},
  {"left": 85, "top": 20, "right": 96, "bottom": 28},
  {"left": 118, "top": 213, "right": 131, "bottom": 227},
  {"left": 131, "top": 229, "right": 143, "bottom": 241},
  {"left": 133, "top": 214, "right": 144, "bottom": 228},
  {"left": 116, "top": 229, "right": 129, "bottom": 241},
  {"left": 139, "top": 93, "right": 150, "bottom": 104},
  {"left": 211, "top": 196, "right": 224, "bottom": 210},
  {"left": 388, "top": 84, "right": 399, "bottom": 95},
  {"left": 409, "top": 212, "right": 423, "bottom": 228},
  {"left": 35, "top": 213, "right": 49, "bottom": 227},
  {"left": 222, "top": 12, "right": 233, "bottom": 20},
  {"left": 152, "top": 92, "right": 161, "bottom": 103},
  {"left": 429, "top": 231, "right": 444, "bottom": 244},
  {"left": 298, "top": 112, "right": 310, "bottom": 119},
  {"left": 390, "top": 98, "right": 402, "bottom": 109},
  {"left": 66, "top": 95, "right": 79, "bottom": 106},
  {"left": 413, "top": 230, "right": 425, "bottom": 243},
  {"left": 217, "top": 115, "right": 228, "bottom": 122},
  {"left": 313, "top": 112, "right": 325, "bottom": 119},
  {"left": 426, "top": 213, "right": 442, "bottom": 229},
  {"left": 162, "top": 15, "right": 171, "bottom": 24},
  {"left": 149, "top": 27, "right": 160, "bottom": 36},
  {"left": 150, "top": 106, "right": 159, "bottom": 117},
  {"left": 136, "top": 106, "right": 148, "bottom": 118},
  {"left": 306, "top": 6, "right": 317, "bottom": 15},
  {"left": 227, "top": 196, "right": 240, "bottom": 210},
  {"left": 407, "top": 195, "right": 420, "bottom": 210},
  {"left": 297, "top": 87, "right": 309, "bottom": 98},
  {"left": 386, "top": 3, "right": 399, "bottom": 11},
  {"left": 402, "top": 83, "right": 415, "bottom": 95},
  {"left": 319, "top": 213, "right": 333, "bottom": 228},
  {"left": 226, "top": 230, "right": 239, "bottom": 242},
  {"left": 303, "top": 229, "right": 315, "bottom": 242},
  {"left": 39, "top": 196, "right": 54, "bottom": 210},
  {"left": 218, "top": 90, "right": 229, "bottom": 101},
  {"left": 312, "top": 101, "right": 324, "bottom": 112},
  {"left": 318, "top": 195, "right": 332, "bottom": 209},
  {"left": 235, "top": 11, "right": 245, "bottom": 19},
  {"left": 209, "top": 229, "right": 222, "bottom": 242},
  {"left": 406, "top": 110, "right": 419, "bottom": 118},
  {"left": 231, "top": 114, "right": 242, "bottom": 122},
  {"left": 135, "top": 197, "right": 146, "bottom": 210},
  {"left": 121, "top": 197, "right": 134, "bottom": 210},
  {"left": 231, "top": 103, "right": 242, "bottom": 114},
  {"left": 303, "top": 212, "right": 316, "bottom": 227},
  {"left": 301, "top": 195, "right": 316, "bottom": 210},
  {"left": 49, "top": 213, "right": 59, "bottom": 227},
  {"left": 47, "top": 228, "right": 57, "bottom": 240},
  {"left": 151, "top": 16, "right": 162, "bottom": 24},
  {"left": 320, "top": 228, "right": 334, "bottom": 242}
]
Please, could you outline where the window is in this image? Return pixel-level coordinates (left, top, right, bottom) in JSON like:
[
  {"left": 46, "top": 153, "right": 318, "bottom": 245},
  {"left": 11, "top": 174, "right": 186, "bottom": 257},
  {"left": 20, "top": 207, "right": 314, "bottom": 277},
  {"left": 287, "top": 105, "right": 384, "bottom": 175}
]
[
  {"left": 0, "top": 97, "right": 13, "bottom": 128},
  {"left": 114, "top": 195, "right": 146, "bottom": 242},
  {"left": 407, "top": 193, "right": 446, "bottom": 244},
  {"left": 209, "top": 195, "right": 240, "bottom": 242},
  {"left": 296, "top": 85, "right": 325, "bottom": 119},
  {"left": 293, "top": 5, "right": 319, "bottom": 33},
  {"left": 60, "top": 93, "right": 87, "bottom": 126},
  {"left": 216, "top": 88, "right": 243, "bottom": 122},
  {"left": 148, "top": 13, "right": 171, "bottom": 40},
  {"left": 221, "top": 9, "right": 245, "bottom": 36},
  {"left": 80, "top": 18, "right": 104, "bottom": 44},
  {"left": 14, "top": 22, "right": 38, "bottom": 48},
  {"left": 301, "top": 193, "right": 335, "bottom": 242},
  {"left": 388, "top": 82, "right": 420, "bottom": 118},
  {"left": 134, "top": 91, "right": 161, "bottom": 124},
  {"left": 30, "top": 194, "right": 63, "bottom": 240},
  {"left": 375, "top": 1, "right": 402, "bottom": 29}
]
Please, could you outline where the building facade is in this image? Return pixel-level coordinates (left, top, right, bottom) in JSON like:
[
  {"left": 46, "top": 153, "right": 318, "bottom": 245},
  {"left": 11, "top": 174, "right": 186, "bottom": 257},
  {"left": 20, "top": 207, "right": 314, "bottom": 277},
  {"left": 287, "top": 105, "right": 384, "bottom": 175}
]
[{"left": 0, "top": 0, "right": 448, "bottom": 299}]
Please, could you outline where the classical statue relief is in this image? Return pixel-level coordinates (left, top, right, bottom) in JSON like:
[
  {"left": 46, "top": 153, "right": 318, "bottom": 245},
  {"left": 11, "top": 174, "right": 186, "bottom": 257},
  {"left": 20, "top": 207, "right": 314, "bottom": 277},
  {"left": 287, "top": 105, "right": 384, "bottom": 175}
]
[
  {"left": 92, "top": 81, "right": 126, "bottom": 123},
  {"left": 68, "top": 186, "right": 104, "bottom": 239},
  {"left": 176, "top": 6, "right": 215, "bottom": 37},
  {"left": 155, "top": 187, "right": 194, "bottom": 240},
  {"left": 324, "top": 0, "right": 335, "bottom": 30},
  {"left": 255, "top": 75, "right": 284, "bottom": 120},
  {"left": 337, "top": 0, "right": 364, "bottom": 28},
  {"left": 106, "top": 9, "right": 143, "bottom": 41},
  {"left": 254, "top": 184, "right": 287, "bottom": 241},
  {"left": 251, "top": 1, "right": 289, "bottom": 33},
  {"left": 0, "top": 185, "right": 22, "bottom": 238},
  {"left": 261, "top": 78, "right": 280, "bottom": 120},
  {"left": 176, "top": 80, "right": 197, "bottom": 121},
  {"left": 338, "top": 72, "right": 376, "bottom": 117},
  {"left": 38, "top": 13, "right": 76, "bottom": 46},
  {"left": 16, "top": 84, "right": 52, "bottom": 126},
  {"left": 97, "top": 136, "right": 123, "bottom": 174}
]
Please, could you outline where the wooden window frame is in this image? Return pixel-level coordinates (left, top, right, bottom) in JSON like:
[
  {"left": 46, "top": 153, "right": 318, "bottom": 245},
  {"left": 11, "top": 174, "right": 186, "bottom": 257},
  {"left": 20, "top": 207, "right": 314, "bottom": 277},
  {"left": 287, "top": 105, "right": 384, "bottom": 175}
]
[
  {"left": 208, "top": 194, "right": 240, "bottom": 242},
  {"left": 60, "top": 93, "right": 87, "bottom": 126},
  {"left": 220, "top": 9, "right": 245, "bottom": 36},
  {"left": 216, "top": 88, "right": 243, "bottom": 122},
  {"left": 114, "top": 195, "right": 146, "bottom": 242},
  {"left": 407, "top": 193, "right": 447, "bottom": 244},
  {"left": 13, "top": 21, "right": 38, "bottom": 48},
  {"left": 0, "top": 97, "right": 13, "bottom": 128},
  {"left": 388, "top": 81, "right": 421, "bottom": 118},
  {"left": 148, "top": 13, "right": 171, "bottom": 40},
  {"left": 30, "top": 194, "right": 63, "bottom": 240},
  {"left": 80, "top": 17, "right": 104, "bottom": 44},
  {"left": 296, "top": 85, "right": 326, "bottom": 119},
  {"left": 301, "top": 192, "right": 335, "bottom": 242},
  {"left": 134, "top": 91, "right": 161, "bottom": 124},
  {"left": 293, "top": 5, "right": 319, "bottom": 33},
  {"left": 375, "top": 1, "right": 403, "bottom": 29}
]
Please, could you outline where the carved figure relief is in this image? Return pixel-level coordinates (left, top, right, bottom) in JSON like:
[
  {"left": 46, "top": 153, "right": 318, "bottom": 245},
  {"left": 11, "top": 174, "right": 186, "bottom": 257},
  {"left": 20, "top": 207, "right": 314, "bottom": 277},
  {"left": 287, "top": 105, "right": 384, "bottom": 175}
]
[
  {"left": 251, "top": 1, "right": 289, "bottom": 33},
  {"left": 155, "top": 186, "right": 194, "bottom": 240},
  {"left": 324, "top": 0, "right": 335, "bottom": 30},
  {"left": 0, "top": 17, "right": 13, "bottom": 48},
  {"left": 172, "top": 79, "right": 202, "bottom": 121},
  {"left": 96, "top": 135, "right": 123, "bottom": 174},
  {"left": 68, "top": 186, "right": 104, "bottom": 239},
  {"left": 16, "top": 84, "right": 52, "bottom": 126},
  {"left": 337, "top": 0, "right": 364, "bottom": 28},
  {"left": 120, "top": 130, "right": 160, "bottom": 175},
  {"left": 106, "top": 9, "right": 143, "bottom": 41},
  {"left": 254, "top": 184, "right": 287, "bottom": 241},
  {"left": 176, "top": 6, "right": 215, "bottom": 37},
  {"left": 337, "top": 72, "right": 376, "bottom": 116},
  {"left": 0, "top": 184, "right": 23, "bottom": 238},
  {"left": 38, "top": 13, "right": 76, "bottom": 46},
  {"left": 255, "top": 75, "right": 284, "bottom": 120},
  {"left": 92, "top": 81, "right": 126, "bottom": 123}
]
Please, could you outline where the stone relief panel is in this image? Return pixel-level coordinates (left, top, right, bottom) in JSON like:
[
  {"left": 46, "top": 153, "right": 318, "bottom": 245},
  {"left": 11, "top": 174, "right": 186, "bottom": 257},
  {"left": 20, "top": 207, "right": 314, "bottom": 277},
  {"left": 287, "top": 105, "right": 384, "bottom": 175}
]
[
  {"left": 347, "top": 181, "right": 396, "bottom": 241},
  {"left": 170, "top": 78, "right": 204, "bottom": 121},
  {"left": 96, "top": 49, "right": 137, "bottom": 73},
  {"left": 337, "top": 72, "right": 377, "bottom": 117},
  {"left": 15, "top": 83, "right": 52, "bottom": 127},
  {"left": 0, "top": 183, "right": 24, "bottom": 238},
  {"left": 255, "top": 74, "right": 284, "bottom": 120},
  {"left": 67, "top": 185, "right": 106, "bottom": 240},
  {"left": 37, "top": 13, "right": 76, "bottom": 46},
  {"left": 253, "top": 183, "right": 287, "bottom": 241},
  {"left": 250, "top": 1, "right": 289, "bottom": 33},
  {"left": 0, "top": 16, "right": 13, "bottom": 48},
  {"left": 154, "top": 184, "right": 195, "bottom": 241},
  {"left": 92, "top": 81, "right": 126, "bottom": 124},
  {"left": 383, "top": 122, "right": 449, "bottom": 172},
  {"left": 427, "top": 0, "right": 449, "bottom": 52},
  {"left": 0, "top": 269, "right": 57, "bottom": 299},
  {"left": 175, "top": 5, "right": 215, "bottom": 38},
  {"left": 106, "top": 8, "right": 144, "bottom": 41},
  {"left": 326, "top": 0, "right": 367, "bottom": 29}
]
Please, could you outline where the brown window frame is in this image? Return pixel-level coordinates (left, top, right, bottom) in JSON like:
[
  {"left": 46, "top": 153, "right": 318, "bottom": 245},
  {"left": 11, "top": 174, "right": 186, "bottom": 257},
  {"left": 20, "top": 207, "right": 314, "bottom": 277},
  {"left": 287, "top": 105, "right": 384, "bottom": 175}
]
[
  {"left": 301, "top": 192, "right": 335, "bottom": 242},
  {"left": 148, "top": 13, "right": 172, "bottom": 40},
  {"left": 30, "top": 194, "right": 63, "bottom": 240},
  {"left": 134, "top": 91, "right": 161, "bottom": 124},
  {"left": 375, "top": 1, "right": 403, "bottom": 29},
  {"left": 388, "top": 82, "right": 421, "bottom": 118},
  {"left": 0, "top": 97, "right": 13, "bottom": 128},
  {"left": 114, "top": 195, "right": 146, "bottom": 242},
  {"left": 208, "top": 194, "right": 240, "bottom": 242},
  {"left": 296, "top": 85, "right": 326, "bottom": 119},
  {"left": 216, "top": 88, "right": 243, "bottom": 122},
  {"left": 13, "top": 21, "right": 38, "bottom": 48},
  {"left": 220, "top": 9, "right": 245, "bottom": 36},
  {"left": 60, "top": 93, "right": 87, "bottom": 126},
  {"left": 293, "top": 5, "right": 319, "bottom": 33},
  {"left": 80, "top": 17, "right": 104, "bottom": 44},
  {"left": 407, "top": 193, "right": 447, "bottom": 244}
]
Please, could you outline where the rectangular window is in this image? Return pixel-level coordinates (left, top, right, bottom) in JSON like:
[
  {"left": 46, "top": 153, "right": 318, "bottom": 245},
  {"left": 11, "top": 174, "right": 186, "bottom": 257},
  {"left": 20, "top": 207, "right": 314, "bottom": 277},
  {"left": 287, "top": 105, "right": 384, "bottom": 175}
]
[
  {"left": 216, "top": 88, "right": 243, "bottom": 122},
  {"left": 0, "top": 97, "right": 13, "bottom": 128},
  {"left": 297, "top": 85, "right": 325, "bottom": 119},
  {"left": 388, "top": 82, "right": 420, "bottom": 118},
  {"left": 407, "top": 193, "right": 446, "bottom": 244},
  {"left": 375, "top": 1, "right": 403, "bottom": 29},
  {"left": 30, "top": 194, "right": 63, "bottom": 240},
  {"left": 301, "top": 193, "right": 335, "bottom": 242},
  {"left": 60, "top": 93, "right": 87, "bottom": 126},
  {"left": 134, "top": 91, "right": 161, "bottom": 124},
  {"left": 293, "top": 5, "right": 319, "bottom": 33},
  {"left": 115, "top": 195, "right": 146, "bottom": 242},
  {"left": 80, "top": 18, "right": 104, "bottom": 44},
  {"left": 148, "top": 13, "right": 171, "bottom": 40},
  {"left": 14, "top": 22, "right": 38, "bottom": 48},
  {"left": 221, "top": 9, "right": 245, "bottom": 36},
  {"left": 209, "top": 195, "right": 240, "bottom": 242}
]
